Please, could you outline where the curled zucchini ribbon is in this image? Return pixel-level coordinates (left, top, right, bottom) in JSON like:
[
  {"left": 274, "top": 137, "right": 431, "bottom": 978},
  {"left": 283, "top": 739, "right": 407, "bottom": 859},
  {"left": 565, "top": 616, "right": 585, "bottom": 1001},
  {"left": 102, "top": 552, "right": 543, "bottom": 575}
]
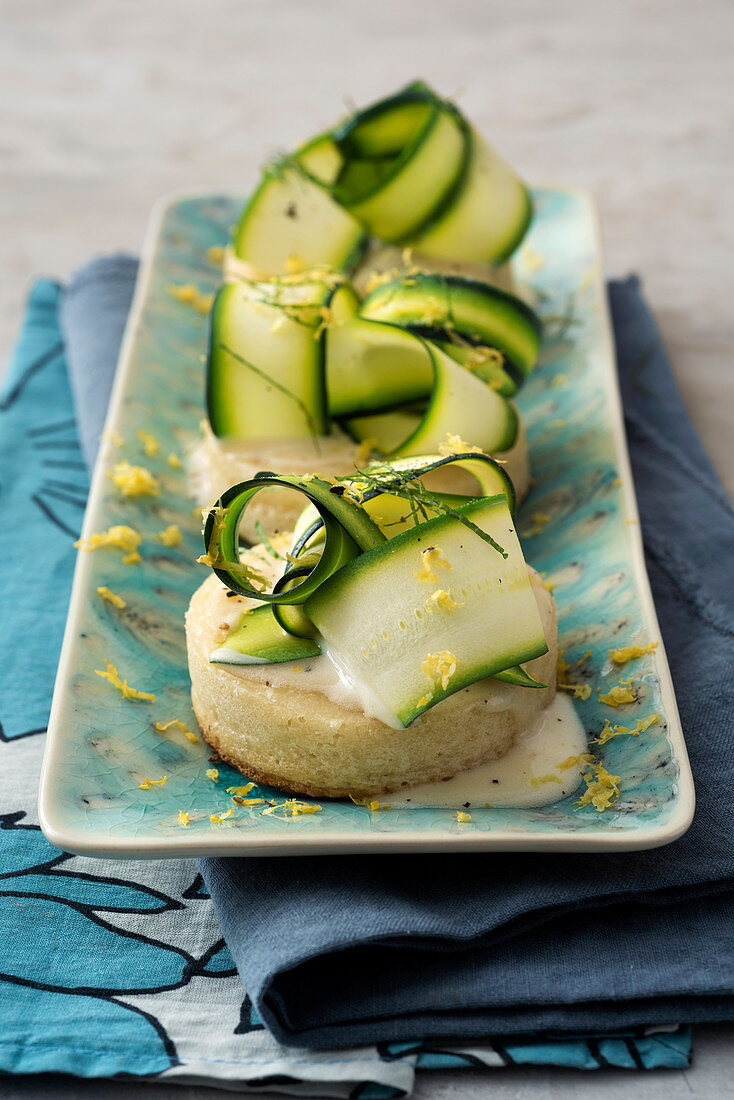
[
  {"left": 205, "top": 451, "right": 514, "bottom": 625},
  {"left": 212, "top": 82, "right": 541, "bottom": 450},
  {"left": 233, "top": 80, "right": 534, "bottom": 271},
  {"left": 204, "top": 456, "right": 548, "bottom": 716},
  {"left": 203, "top": 472, "right": 384, "bottom": 604}
]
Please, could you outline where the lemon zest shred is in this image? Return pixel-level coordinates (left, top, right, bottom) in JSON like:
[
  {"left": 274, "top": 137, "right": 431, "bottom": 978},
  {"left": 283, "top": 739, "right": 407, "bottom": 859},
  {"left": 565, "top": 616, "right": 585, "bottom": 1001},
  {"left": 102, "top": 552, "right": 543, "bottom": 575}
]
[
  {"left": 95, "top": 659, "right": 155, "bottom": 702},
  {"left": 456, "top": 811, "right": 471, "bottom": 822},
  {"left": 166, "top": 283, "right": 214, "bottom": 314},
  {"left": 437, "top": 433, "right": 483, "bottom": 457},
  {"left": 575, "top": 761, "right": 620, "bottom": 812},
  {"left": 426, "top": 588, "right": 464, "bottom": 613},
  {"left": 609, "top": 641, "right": 658, "bottom": 664},
  {"left": 210, "top": 809, "right": 235, "bottom": 824},
  {"left": 108, "top": 461, "right": 160, "bottom": 498},
  {"left": 414, "top": 546, "right": 452, "bottom": 583},
  {"left": 595, "top": 712, "right": 659, "bottom": 746},
  {"left": 167, "top": 453, "right": 182, "bottom": 469},
  {"left": 155, "top": 719, "right": 200, "bottom": 744},
  {"left": 138, "top": 776, "right": 167, "bottom": 790},
  {"left": 556, "top": 652, "right": 591, "bottom": 699},
  {"left": 558, "top": 682, "right": 592, "bottom": 701},
  {"left": 227, "top": 784, "right": 255, "bottom": 797},
  {"left": 556, "top": 753, "right": 595, "bottom": 771},
  {"left": 422, "top": 651, "right": 457, "bottom": 692},
  {"left": 76, "top": 525, "right": 142, "bottom": 565},
  {"left": 177, "top": 810, "right": 191, "bottom": 827},
  {"left": 137, "top": 428, "right": 160, "bottom": 457},
  {"left": 599, "top": 677, "right": 638, "bottom": 707},
  {"left": 96, "top": 586, "right": 126, "bottom": 610},
  {"left": 155, "top": 524, "right": 182, "bottom": 547},
  {"left": 206, "top": 768, "right": 219, "bottom": 782},
  {"left": 262, "top": 799, "right": 322, "bottom": 818}
]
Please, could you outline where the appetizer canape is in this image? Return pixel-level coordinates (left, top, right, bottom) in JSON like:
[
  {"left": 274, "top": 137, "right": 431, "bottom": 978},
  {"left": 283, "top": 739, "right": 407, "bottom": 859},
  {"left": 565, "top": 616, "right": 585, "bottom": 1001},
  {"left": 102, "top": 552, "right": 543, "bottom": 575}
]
[{"left": 186, "top": 455, "right": 557, "bottom": 797}]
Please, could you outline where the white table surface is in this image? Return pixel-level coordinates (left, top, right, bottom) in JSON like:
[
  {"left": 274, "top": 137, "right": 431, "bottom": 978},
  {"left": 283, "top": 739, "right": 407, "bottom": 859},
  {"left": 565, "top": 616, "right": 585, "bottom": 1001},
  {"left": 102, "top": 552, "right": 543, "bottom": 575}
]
[{"left": 1, "top": 0, "right": 732, "bottom": 1096}]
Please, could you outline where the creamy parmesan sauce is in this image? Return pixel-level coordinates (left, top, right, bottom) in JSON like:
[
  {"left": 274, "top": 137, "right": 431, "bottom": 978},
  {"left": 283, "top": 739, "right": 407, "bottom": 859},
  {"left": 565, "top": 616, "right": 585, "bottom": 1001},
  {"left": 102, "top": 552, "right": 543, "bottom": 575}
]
[
  {"left": 202, "top": 549, "right": 579, "bottom": 810},
  {"left": 392, "top": 694, "right": 588, "bottom": 809}
]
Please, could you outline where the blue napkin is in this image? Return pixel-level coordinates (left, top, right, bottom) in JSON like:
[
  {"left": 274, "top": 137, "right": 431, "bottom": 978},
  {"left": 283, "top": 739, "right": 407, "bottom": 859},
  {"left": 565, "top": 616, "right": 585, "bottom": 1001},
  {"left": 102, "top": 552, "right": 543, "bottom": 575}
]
[
  {"left": 62, "top": 264, "right": 734, "bottom": 1044},
  {"left": 199, "top": 276, "right": 734, "bottom": 1047},
  {"left": 0, "top": 268, "right": 689, "bottom": 1092}
]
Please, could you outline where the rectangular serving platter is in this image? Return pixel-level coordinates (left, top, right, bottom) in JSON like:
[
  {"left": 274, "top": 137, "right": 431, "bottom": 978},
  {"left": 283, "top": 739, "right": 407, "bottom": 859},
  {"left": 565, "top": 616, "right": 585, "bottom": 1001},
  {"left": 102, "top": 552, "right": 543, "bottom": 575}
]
[{"left": 38, "top": 186, "right": 694, "bottom": 857}]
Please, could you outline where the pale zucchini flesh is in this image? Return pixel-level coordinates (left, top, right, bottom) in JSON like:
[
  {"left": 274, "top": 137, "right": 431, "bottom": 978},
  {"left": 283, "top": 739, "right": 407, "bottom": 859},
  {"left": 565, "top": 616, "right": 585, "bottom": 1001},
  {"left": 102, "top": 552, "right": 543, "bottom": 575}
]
[
  {"left": 232, "top": 165, "right": 366, "bottom": 276},
  {"left": 341, "top": 339, "right": 517, "bottom": 458},
  {"left": 210, "top": 604, "right": 321, "bottom": 665},
  {"left": 207, "top": 281, "right": 330, "bottom": 440},
  {"left": 389, "top": 341, "right": 518, "bottom": 458},
  {"left": 335, "top": 98, "right": 468, "bottom": 242},
  {"left": 305, "top": 496, "right": 548, "bottom": 726},
  {"left": 411, "top": 130, "right": 533, "bottom": 263},
  {"left": 294, "top": 132, "right": 344, "bottom": 185},
  {"left": 326, "top": 318, "right": 434, "bottom": 417}
]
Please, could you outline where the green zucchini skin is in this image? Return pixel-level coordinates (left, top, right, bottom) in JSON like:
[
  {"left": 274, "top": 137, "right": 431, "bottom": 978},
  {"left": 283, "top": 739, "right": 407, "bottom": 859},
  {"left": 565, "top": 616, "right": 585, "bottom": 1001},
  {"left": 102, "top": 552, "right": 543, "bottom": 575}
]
[
  {"left": 361, "top": 339, "right": 518, "bottom": 458},
  {"left": 231, "top": 81, "right": 533, "bottom": 281},
  {"left": 202, "top": 472, "right": 385, "bottom": 602},
  {"left": 332, "top": 81, "right": 437, "bottom": 158},
  {"left": 332, "top": 84, "right": 469, "bottom": 243},
  {"left": 210, "top": 604, "right": 321, "bottom": 665},
  {"left": 325, "top": 317, "right": 434, "bottom": 418},
  {"left": 206, "top": 281, "right": 331, "bottom": 441},
  {"left": 410, "top": 127, "right": 534, "bottom": 264},
  {"left": 272, "top": 567, "right": 322, "bottom": 639},
  {"left": 359, "top": 273, "right": 542, "bottom": 385},
  {"left": 493, "top": 665, "right": 546, "bottom": 688},
  {"left": 305, "top": 495, "right": 548, "bottom": 727},
  {"left": 353, "top": 451, "right": 517, "bottom": 520}
]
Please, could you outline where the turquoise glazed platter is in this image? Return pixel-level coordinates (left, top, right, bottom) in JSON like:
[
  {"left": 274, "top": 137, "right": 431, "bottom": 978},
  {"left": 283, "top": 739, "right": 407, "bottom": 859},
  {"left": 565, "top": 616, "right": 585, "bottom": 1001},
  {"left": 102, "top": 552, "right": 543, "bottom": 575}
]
[{"left": 38, "top": 187, "right": 694, "bottom": 857}]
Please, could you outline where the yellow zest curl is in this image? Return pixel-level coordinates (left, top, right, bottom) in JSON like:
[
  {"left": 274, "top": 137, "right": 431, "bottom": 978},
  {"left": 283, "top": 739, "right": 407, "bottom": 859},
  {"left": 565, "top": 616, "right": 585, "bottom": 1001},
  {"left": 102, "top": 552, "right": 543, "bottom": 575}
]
[{"left": 95, "top": 660, "right": 155, "bottom": 702}]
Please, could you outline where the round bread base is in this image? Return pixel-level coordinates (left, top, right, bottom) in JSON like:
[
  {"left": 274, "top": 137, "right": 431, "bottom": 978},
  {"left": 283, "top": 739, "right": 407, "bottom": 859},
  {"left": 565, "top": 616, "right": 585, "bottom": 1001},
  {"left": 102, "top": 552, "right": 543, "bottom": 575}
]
[{"left": 186, "top": 570, "right": 556, "bottom": 798}]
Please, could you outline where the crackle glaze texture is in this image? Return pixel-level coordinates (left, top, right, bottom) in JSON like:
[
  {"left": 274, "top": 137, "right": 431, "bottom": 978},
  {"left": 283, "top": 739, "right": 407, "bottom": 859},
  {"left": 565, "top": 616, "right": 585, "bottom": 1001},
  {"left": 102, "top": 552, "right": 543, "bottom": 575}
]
[{"left": 40, "top": 188, "right": 691, "bottom": 856}]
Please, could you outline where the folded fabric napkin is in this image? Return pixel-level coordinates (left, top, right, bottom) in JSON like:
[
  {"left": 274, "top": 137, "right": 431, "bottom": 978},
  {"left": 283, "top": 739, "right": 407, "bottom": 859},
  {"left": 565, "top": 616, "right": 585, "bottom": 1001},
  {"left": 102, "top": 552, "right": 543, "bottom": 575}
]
[
  {"left": 201, "top": 276, "right": 734, "bottom": 1049},
  {"left": 0, "top": 267, "right": 692, "bottom": 1094}
]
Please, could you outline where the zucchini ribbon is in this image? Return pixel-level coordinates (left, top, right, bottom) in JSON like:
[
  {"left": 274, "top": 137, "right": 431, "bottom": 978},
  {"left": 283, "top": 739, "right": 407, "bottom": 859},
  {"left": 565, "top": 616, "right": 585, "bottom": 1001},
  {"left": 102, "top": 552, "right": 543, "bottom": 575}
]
[{"left": 203, "top": 454, "right": 546, "bottom": 701}]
